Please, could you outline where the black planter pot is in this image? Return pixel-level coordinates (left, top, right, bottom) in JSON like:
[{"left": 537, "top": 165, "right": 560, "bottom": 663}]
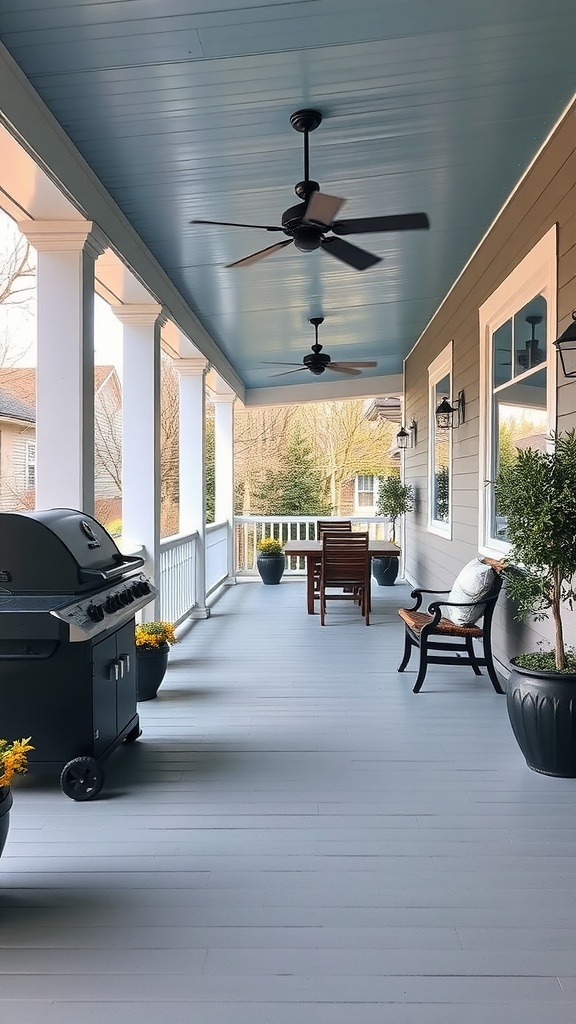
[
  {"left": 136, "top": 642, "right": 170, "bottom": 701},
  {"left": 256, "top": 554, "right": 285, "bottom": 585},
  {"left": 506, "top": 663, "right": 576, "bottom": 777},
  {"left": 372, "top": 555, "right": 399, "bottom": 586},
  {"left": 0, "top": 786, "right": 13, "bottom": 859}
]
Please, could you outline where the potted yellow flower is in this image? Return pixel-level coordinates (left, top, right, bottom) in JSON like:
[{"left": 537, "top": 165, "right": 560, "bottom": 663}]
[
  {"left": 135, "top": 621, "right": 178, "bottom": 701},
  {"left": 256, "top": 537, "right": 285, "bottom": 585},
  {"left": 0, "top": 736, "right": 33, "bottom": 859}
]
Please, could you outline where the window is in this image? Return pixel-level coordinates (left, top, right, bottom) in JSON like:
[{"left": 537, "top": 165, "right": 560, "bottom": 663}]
[
  {"left": 479, "top": 226, "right": 556, "bottom": 554},
  {"left": 356, "top": 475, "right": 374, "bottom": 508},
  {"left": 25, "top": 441, "right": 35, "bottom": 491},
  {"left": 428, "top": 344, "right": 453, "bottom": 536}
]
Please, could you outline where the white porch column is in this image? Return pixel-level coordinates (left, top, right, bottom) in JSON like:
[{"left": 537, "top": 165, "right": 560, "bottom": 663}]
[
  {"left": 112, "top": 303, "right": 164, "bottom": 620},
  {"left": 20, "top": 220, "right": 107, "bottom": 514},
  {"left": 177, "top": 358, "right": 209, "bottom": 618},
  {"left": 212, "top": 391, "right": 236, "bottom": 582}
]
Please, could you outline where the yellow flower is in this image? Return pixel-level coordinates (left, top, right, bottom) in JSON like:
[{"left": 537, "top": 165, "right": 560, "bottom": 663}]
[
  {"left": 0, "top": 737, "right": 34, "bottom": 788},
  {"left": 135, "top": 621, "right": 178, "bottom": 651},
  {"left": 256, "top": 537, "right": 284, "bottom": 556}
]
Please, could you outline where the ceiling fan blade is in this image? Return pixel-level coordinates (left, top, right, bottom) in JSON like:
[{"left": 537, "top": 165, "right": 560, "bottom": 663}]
[
  {"left": 304, "top": 192, "right": 346, "bottom": 227},
  {"left": 332, "top": 361, "right": 378, "bottom": 368},
  {"left": 191, "top": 218, "right": 284, "bottom": 232},
  {"left": 320, "top": 236, "right": 381, "bottom": 271},
  {"left": 268, "top": 367, "right": 308, "bottom": 378},
  {"left": 328, "top": 364, "right": 363, "bottom": 376},
  {"left": 226, "top": 239, "right": 293, "bottom": 269},
  {"left": 331, "top": 212, "right": 430, "bottom": 235},
  {"left": 260, "top": 361, "right": 304, "bottom": 367}
]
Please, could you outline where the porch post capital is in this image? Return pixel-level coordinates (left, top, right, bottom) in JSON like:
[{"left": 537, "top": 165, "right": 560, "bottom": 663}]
[
  {"left": 110, "top": 302, "right": 166, "bottom": 327},
  {"left": 175, "top": 357, "right": 210, "bottom": 377},
  {"left": 209, "top": 391, "right": 236, "bottom": 405},
  {"left": 19, "top": 219, "right": 108, "bottom": 260}
]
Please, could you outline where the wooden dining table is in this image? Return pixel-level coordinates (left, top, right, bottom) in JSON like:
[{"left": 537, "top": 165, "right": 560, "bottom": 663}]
[{"left": 283, "top": 538, "right": 401, "bottom": 614}]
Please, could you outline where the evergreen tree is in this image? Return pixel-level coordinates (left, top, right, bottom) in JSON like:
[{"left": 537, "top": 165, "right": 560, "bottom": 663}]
[{"left": 253, "top": 431, "right": 330, "bottom": 516}]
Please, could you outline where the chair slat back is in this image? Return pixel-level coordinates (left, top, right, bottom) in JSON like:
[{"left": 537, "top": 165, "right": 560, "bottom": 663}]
[
  {"left": 316, "top": 520, "right": 352, "bottom": 539},
  {"left": 321, "top": 531, "right": 369, "bottom": 585}
]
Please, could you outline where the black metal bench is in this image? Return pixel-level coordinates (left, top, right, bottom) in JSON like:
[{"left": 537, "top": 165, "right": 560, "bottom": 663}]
[{"left": 397, "top": 557, "right": 506, "bottom": 693}]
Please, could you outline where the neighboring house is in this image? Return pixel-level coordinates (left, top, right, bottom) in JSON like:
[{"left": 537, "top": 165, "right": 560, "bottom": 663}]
[
  {"left": 0, "top": 379, "right": 35, "bottom": 511},
  {"left": 340, "top": 398, "right": 403, "bottom": 516},
  {"left": 0, "top": 366, "right": 122, "bottom": 522}
]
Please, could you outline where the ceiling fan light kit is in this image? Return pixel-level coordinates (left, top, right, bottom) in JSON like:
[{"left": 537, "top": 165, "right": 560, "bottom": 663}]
[{"left": 192, "top": 109, "right": 430, "bottom": 272}]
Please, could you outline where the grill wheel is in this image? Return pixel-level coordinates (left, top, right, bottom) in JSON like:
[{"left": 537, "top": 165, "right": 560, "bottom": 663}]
[{"left": 60, "top": 756, "right": 104, "bottom": 801}]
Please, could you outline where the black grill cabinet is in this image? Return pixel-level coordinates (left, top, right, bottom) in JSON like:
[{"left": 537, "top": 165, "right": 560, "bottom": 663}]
[{"left": 0, "top": 508, "right": 158, "bottom": 799}]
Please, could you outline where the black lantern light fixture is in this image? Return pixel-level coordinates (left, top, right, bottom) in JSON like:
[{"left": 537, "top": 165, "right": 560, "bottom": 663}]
[
  {"left": 396, "top": 425, "right": 410, "bottom": 449},
  {"left": 554, "top": 310, "right": 576, "bottom": 378},
  {"left": 396, "top": 419, "right": 417, "bottom": 450},
  {"left": 435, "top": 390, "right": 465, "bottom": 430}
]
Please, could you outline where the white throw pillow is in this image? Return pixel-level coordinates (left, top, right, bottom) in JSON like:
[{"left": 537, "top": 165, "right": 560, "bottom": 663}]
[{"left": 445, "top": 558, "right": 496, "bottom": 626}]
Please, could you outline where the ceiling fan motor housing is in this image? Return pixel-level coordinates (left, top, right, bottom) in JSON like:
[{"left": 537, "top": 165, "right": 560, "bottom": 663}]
[{"left": 304, "top": 346, "right": 331, "bottom": 374}]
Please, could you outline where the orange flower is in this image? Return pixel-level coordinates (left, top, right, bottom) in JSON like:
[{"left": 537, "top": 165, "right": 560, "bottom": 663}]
[{"left": 0, "top": 737, "right": 34, "bottom": 788}]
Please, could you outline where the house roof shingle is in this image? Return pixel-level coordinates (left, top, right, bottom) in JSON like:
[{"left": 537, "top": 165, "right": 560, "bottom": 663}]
[{"left": 0, "top": 385, "right": 35, "bottom": 423}]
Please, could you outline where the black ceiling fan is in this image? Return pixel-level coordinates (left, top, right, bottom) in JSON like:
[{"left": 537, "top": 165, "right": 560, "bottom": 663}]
[
  {"left": 261, "top": 317, "right": 378, "bottom": 378},
  {"left": 191, "top": 109, "right": 430, "bottom": 271}
]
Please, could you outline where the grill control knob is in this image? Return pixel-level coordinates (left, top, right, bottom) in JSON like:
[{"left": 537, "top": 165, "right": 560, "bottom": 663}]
[
  {"left": 140, "top": 580, "right": 151, "bottom": 594},
  {"left": 105, "top": 596, "right": 116, "bottom": 613},
  {"left": 87, "top": 602, "right": 104, "bottom": 622}
]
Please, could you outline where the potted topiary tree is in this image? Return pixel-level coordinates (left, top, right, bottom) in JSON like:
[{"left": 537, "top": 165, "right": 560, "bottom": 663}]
[
  {"left": 373, "top": 474, "right": 414, "bottom": 585},
  {"left": 494, "top": 429, "right": 576, "bottom": 777},
  {"left": 256, "top": 537, "right": 285, "bottom": 585}
]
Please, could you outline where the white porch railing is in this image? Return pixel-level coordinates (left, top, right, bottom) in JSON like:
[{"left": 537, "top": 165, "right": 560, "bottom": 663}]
[
  {"left": 157, "top": 521, "right": 230, "bottom": 622},
  {"left": 234, "top": 515, "right": 393, "bottom": 574},
  {"left": 206, "top": 520, "right": 229, "bottom": 596},
  {"left": 158, "top": 530, "right": 197, "bottom": 625}
]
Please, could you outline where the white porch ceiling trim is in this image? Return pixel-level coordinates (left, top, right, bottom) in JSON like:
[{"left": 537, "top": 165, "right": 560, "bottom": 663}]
[{"left": 243, "top": 373, "right": 403, "bottom": 408}]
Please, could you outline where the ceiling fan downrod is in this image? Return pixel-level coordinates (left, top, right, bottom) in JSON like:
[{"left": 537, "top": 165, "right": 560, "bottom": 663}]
[{"left": 290, "top": 109, "right": 322, "bottom": 201}]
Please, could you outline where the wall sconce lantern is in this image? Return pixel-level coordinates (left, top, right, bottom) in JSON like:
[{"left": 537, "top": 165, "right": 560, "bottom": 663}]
[
  {"left": 435, "top": 390, "right": 465, "bottom": 429},
  {"left": 396, "top": 426, "right": 410, "bottom": 449},
  {"left": 396, "top": 419, "right": 417, "bottom": 449},
  {"left": 554, "top": 311, "right": 576, "bottom": 378}
]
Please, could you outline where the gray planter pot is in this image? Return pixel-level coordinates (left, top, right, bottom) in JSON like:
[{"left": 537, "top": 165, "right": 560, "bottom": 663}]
[
  {"left": 507, "top": 662, "right": 576, "bottom": 777},
  {"left": 0, "top": 786, "right": 13, "bottom": 859},
  {"left": 256, "top": 554, "right": 285, "bottom": 585},
  {"left": 372, "top": 555, "right": 399, "bottom": 586},
  {"left": 136, "top": 642, "right": 170, "bottom": 701}
]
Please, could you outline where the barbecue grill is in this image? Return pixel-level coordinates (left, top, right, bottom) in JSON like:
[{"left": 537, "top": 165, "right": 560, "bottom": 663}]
[{"left": 0, "top": 508, "right": 158, "bottom": 800}]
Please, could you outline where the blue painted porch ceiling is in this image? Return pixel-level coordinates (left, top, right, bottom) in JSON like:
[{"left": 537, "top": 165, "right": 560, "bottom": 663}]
[{"left": 1, "top": 0, "right": 576, "bottom": 391}]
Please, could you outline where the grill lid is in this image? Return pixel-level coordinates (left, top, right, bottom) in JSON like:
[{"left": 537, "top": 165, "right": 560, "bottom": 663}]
[{"left": 0, "top": 508, "right": 145, "bottom": 594}]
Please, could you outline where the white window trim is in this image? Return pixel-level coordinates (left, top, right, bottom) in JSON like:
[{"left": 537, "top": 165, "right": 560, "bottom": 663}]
[
  {"left": 355, "top": 474, "right": 375, "bottom": 512},
  {"left": 428, "top": 341, "right": 453, "bottom": 539},
  {"left": 478, "top": 224, "right": 557, "bottom": 558}
]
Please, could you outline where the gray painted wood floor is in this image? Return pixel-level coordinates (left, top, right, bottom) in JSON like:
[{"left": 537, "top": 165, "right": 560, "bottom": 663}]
[{"left": 2, "top": 578, "right": 576, "bottom": 1023}]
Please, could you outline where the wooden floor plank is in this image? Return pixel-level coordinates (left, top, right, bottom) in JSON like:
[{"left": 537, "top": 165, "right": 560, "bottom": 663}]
[{"left": 2, "top": 579, "right": 575, "bottom": 1023}]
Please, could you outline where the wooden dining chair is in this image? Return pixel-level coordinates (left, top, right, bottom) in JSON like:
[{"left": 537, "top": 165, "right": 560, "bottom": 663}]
[
  {"left": 313, "top": 520, "right": 352, "bottom": 598},
  {"left": 319, "top": 531, "right": 371, "bottom": 625}
]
